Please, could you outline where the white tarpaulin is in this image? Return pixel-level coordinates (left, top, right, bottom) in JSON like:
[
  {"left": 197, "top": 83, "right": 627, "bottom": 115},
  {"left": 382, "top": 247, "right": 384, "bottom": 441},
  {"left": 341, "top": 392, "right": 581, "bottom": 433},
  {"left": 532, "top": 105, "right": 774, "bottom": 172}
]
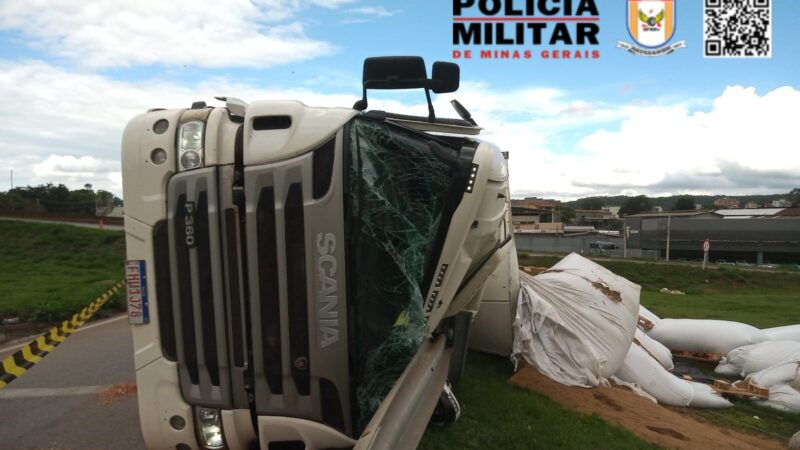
[
  {"left": 716, "top": 341, "right": 800, "bottom": 376},
  {"left": 647, "top": 319, "right": 767, "bottom": 354},
  {"left": 763, "top": 325, "right": 800, "bottom": 342},
  {"left": 512, "top": 253, "right": 640, "bottom": 387}
]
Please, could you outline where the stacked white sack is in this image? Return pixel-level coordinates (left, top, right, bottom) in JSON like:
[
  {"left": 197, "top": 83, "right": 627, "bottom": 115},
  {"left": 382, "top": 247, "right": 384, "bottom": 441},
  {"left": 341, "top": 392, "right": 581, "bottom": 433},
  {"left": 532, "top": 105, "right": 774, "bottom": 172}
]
[
  {"left": 763, "top": 325, "right": 800, "bottom": 342},
  {"left": 638, "top": 305, "right": 662, "bottom": 327},
  {"left": 635, "top": 328, "right": 674, "bottom": 371},
  {"left": 716, "top": 341, "right": 800, "bottom": 376},
  {"left": 746, "top": 362, "right": 800, "bottom": 388},
  {"left": 689, "top": 382, "right": 733, "bottom": 409},
  {"left": 757, "top": 385, "right": 800, "bottom": 413},
  {"left": 615, "top": 343, "right": 692, "bottom": 406},
  {"left": 615, "top": 342, "right": 731, "bottom": 408},
  {"left": 648, "top": 319, "right": 767, "bottom": 354},
  {"left": 512, "top": 253, "right": 639, "bottom": 387}
]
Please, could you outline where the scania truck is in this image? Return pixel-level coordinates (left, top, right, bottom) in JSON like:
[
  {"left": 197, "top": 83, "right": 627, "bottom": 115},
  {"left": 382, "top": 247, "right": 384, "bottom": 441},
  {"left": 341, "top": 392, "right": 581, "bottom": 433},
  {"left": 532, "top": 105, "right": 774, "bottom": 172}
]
[{"left": 122, "top": 56, "right": 519, "bottom": 450}]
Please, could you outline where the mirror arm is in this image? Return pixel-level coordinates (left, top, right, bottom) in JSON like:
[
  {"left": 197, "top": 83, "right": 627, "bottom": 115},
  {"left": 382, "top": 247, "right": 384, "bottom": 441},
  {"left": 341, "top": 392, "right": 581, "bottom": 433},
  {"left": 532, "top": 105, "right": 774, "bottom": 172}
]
[
  {"left": 353, "top": 86, "right": 368, "bottom": 111},
  {"left": 424, "top": 87, "right": 436, "bottom": 122}
]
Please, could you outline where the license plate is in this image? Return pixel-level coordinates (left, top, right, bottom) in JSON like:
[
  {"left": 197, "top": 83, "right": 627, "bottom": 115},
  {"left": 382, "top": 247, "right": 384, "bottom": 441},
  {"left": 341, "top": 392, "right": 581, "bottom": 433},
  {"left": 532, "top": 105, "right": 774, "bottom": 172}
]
[{"left": 126, "top": 260, "right": 150, "bottom": 324}]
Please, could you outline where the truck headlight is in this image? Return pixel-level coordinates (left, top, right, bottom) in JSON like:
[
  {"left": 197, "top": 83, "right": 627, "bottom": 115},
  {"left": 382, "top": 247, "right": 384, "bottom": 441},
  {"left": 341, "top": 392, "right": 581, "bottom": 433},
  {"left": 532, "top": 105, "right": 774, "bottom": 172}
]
[
  {"left": 195, "top": 407, "right": 225, "bottom": 449},
  {"left": 178, "top": 121, "right": 205, "bottom": 171}
]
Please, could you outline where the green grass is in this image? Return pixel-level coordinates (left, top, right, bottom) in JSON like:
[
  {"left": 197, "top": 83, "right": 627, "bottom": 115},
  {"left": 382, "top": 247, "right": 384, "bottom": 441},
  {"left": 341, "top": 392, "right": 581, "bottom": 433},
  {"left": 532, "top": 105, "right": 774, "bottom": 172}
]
[
  {"left": 695, "top": 397, "right": 800, "bottom": 441},
  {"left": 0, "top": 220, "right": 126, "bottom": 323},
  {"left": 419, "top": 352, "right": 659, "bottom": 450},
  {"left": 641, "top": 289, "right": 800, "bottom": 329},
  {"left": 517, "top": 252, "right": 800, "bottom": 439}
]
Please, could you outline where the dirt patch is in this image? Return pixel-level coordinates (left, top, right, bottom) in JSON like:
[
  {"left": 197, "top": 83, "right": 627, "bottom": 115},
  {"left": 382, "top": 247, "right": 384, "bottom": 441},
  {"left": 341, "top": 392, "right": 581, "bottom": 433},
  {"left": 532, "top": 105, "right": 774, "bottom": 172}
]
[
  {"left": 510, "top": 365, "right": 785, "bottom": 450},
  {"left": 96, "top": 383, "right": 137, "bottom": 404}
]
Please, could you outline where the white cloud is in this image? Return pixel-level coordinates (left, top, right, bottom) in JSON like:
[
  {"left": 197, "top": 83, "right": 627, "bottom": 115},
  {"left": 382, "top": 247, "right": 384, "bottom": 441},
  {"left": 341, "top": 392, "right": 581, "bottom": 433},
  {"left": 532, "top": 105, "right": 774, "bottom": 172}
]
[
  {"left": 32, "top": 155, "right": 121, "bottom": 193},
  {"left": 0, "top": 59, "right": 367, "bottom": 195},
  {"left": 0, "top": 59, "right": 797, "bottom": 201},
  {"left": 0, "top": 0, "right": 335, "bottom": 68},
  {"left": 346, "top": 6, "right": 399, "bottom": 17},
  {"left": 341, "top": 6, "right": 401, "bottom": 23},
  {"left": 310, "top": 0, "right": 358, "bottom": 8},
  {"left": 561, "top": 86, "right": 800, "bottom": 198}
]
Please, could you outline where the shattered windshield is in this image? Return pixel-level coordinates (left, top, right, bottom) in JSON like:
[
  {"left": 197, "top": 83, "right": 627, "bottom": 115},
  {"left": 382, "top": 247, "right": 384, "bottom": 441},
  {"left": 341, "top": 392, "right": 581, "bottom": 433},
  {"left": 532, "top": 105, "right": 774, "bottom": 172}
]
[{"left": 346, "top": 118, "right": 455, "bottom": 430}]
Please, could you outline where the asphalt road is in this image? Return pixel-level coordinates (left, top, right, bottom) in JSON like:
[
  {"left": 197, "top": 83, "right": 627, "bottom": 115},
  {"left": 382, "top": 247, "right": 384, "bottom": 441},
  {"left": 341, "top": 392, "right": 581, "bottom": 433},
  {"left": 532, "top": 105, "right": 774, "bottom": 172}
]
[{"left": 0, "top": 315, "right": 145, "bottom": 449}]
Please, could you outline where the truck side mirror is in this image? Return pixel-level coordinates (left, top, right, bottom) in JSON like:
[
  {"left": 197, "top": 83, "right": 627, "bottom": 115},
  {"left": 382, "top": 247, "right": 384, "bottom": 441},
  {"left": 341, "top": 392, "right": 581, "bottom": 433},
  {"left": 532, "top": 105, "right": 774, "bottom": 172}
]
[{"left": 431, "top": 62, "right": 460, "bottom": 94}]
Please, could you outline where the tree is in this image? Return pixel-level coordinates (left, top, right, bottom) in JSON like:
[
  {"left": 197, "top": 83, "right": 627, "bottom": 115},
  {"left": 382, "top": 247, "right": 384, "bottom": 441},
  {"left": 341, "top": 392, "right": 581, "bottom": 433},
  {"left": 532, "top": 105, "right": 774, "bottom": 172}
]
[
  {"left": 556, "top": 205, "right": 576, "bottom": 224},
  {"left": 619, "top": 195, "right": 652, "bottom": 217},
  {"left": 790, "top": 188, "right": 800, "bottom": 207},
  {"left": 580, "top": 197, "right": 605, "bottom": 210},
  {"left": 672, "top": 195, "right": 696, "bottom": 211}
]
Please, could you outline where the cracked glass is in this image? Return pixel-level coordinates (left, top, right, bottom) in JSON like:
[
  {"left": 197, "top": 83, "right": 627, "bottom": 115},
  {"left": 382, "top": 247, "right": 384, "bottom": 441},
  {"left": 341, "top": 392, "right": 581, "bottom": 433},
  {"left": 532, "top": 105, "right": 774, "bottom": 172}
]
[{"left": 346, "top": 118, "right": 455, "bottom": 430}]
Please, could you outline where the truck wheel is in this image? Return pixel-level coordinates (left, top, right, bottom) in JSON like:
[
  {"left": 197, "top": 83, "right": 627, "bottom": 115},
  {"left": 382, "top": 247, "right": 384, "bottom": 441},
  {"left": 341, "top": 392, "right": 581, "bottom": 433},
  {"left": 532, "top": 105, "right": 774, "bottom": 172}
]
[{"left": 429, "top": 381, "right": 461, "bottom": 427}]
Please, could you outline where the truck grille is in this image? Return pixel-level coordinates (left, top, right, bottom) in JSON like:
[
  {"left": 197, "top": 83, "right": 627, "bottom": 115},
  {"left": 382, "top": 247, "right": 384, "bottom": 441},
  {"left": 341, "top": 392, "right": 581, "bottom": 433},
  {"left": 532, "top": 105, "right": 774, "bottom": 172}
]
[
  {"left": 167, "top": 168, "right": 233, "bottom": 408},
  {"left": 165, "top": 135, "right": 352, "bottom": 435},
  {"left": 256, "top": 186, "right": 283, "bottom": 395},
  {"left": 244, "top": 135, "right": 353, "bottom": 436}
]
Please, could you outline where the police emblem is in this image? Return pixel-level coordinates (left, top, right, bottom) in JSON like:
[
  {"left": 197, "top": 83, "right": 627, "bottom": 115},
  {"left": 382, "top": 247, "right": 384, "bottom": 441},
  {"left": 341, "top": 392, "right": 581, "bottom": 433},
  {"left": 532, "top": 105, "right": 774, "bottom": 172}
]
[{"left": 618, "top": 0, "right": 686, "bottom": 56}]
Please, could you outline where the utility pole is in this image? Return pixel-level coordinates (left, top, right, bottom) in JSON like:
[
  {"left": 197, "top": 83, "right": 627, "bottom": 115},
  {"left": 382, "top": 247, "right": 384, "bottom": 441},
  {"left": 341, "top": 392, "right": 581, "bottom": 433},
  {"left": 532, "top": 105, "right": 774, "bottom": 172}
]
[
  {"left": 623, "top": 225, "right": 630, "bottom": 258},
  {"left": 665, "top": 215, "right": 671, "bottom": 262},
  {"left": 9, "top": 169, "right": 12, "bottom": 190}
]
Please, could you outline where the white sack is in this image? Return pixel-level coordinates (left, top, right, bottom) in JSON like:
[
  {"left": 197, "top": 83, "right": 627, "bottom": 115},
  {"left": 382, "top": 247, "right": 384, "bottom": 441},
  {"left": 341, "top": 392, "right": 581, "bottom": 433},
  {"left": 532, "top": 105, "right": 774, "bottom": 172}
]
[
  {"left": 635, "top": 328, "right": 674, "bottom": 371},
  {"left": 689, "top": 382, "right": 733, "bottom": 409},
  {"left": 757, "top": 385, "right": 800, "bottom": 413},
  {"left": 716, "top": 341, "right": 800, "bottom": 377},
  {"left": 615, "top": 343, "right": 693, "bottom": 407},
  {"left": 747, "top": 362, "right": 800, "bottom": 388},
  {"left": 638, "top": 304, "right": 662, "bottom": 327},
  {"left": 763, "top": 325, "right": 800, "bottom": 342},
  {"left": 648, "top": 319, "right": 767, "bottom": 354},
  {"left": 512, "top": 253, "right": 640, "bottom": 387}
]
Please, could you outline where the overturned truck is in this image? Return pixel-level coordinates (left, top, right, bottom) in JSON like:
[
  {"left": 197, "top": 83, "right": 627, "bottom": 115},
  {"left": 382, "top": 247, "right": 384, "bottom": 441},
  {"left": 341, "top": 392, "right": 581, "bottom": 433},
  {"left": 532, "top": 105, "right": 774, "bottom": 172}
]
[{"left": 122, "top": 57, "right": 520, "bottom": 449}]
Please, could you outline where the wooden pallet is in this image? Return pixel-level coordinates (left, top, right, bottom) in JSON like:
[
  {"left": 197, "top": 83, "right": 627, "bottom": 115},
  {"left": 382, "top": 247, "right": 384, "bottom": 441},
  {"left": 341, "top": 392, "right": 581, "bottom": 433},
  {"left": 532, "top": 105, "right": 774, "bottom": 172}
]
[
  {"left": 712, "top": 379, "right": 769, "bottom": 400},
  {"left": 671, "top": 350, "right": 724, "bottom": 363}
]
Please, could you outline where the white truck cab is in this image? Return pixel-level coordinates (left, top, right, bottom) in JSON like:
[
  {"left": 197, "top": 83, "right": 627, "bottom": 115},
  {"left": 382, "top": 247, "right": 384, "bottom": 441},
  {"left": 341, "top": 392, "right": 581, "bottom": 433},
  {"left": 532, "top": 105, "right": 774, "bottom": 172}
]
[{"left": 122, "top": 57, "right": 519, "bottom": 450}]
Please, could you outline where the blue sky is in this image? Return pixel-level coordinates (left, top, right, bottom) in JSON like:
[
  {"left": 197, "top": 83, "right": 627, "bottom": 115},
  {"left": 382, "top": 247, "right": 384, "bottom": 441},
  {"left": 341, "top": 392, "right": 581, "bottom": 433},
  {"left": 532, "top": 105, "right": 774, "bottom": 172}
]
[{"left": 0, "top": 0, "right": 797, "bottom": 200}]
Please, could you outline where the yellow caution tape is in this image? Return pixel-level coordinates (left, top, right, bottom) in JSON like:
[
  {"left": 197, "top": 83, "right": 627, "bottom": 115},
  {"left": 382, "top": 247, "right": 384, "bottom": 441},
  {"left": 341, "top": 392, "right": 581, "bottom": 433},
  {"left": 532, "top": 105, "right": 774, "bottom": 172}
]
[{"left": 0, "top": 281, "right": 124, "bottom": 390}]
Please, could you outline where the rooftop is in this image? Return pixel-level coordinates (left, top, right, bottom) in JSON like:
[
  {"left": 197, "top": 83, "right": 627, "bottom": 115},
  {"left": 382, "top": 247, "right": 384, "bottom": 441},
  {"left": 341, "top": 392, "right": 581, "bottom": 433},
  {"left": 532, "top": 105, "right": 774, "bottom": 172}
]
[{"left": 715, "top": 208, "right": 785, "bottom": 217}]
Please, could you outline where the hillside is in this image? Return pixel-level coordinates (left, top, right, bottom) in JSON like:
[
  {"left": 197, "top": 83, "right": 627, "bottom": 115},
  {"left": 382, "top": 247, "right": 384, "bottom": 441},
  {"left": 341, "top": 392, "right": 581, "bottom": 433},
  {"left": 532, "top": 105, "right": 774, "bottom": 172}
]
[
  {"left": 562, "top": 192, "right": 794, "bottom": 210},
  {"left": 0, "top": 220, "right": 126, "bottom": 323}
]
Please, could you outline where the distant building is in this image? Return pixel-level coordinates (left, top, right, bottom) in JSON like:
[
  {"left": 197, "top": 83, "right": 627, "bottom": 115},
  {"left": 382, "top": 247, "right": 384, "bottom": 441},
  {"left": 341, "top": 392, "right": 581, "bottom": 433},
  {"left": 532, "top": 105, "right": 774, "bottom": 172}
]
[
  {"left": 745, "top": 202, "right": 761, "bottom": 209},
  {"left": 625, "top": 210, "right": 721, "bottom": 220},
  {"left": 715, "top": 208, "right": 786, "bottom": 219},
  {"left": 714, "top": 197, "right": 740, "bottom": 208},
  {"left": 512, "top": 197, "right": 559, "bottom": 211},
  {"left": 623, "top": 208, "right": 800, "bottom": 264},
  {"left": 574, "top": 208, "right": 615, "bottom": 228},
  {"left": 511, "top": 197, "right": 561, "bottom": 225},
  {"left": 773, "top": 199, "right": 792, "bottom": 208}
]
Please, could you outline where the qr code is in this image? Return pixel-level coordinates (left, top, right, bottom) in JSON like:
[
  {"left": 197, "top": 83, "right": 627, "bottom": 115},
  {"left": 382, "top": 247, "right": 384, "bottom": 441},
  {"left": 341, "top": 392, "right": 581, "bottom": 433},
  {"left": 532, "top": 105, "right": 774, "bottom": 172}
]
[{"left": 704, "top": 0, "right": 771, "bottom": 58}]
